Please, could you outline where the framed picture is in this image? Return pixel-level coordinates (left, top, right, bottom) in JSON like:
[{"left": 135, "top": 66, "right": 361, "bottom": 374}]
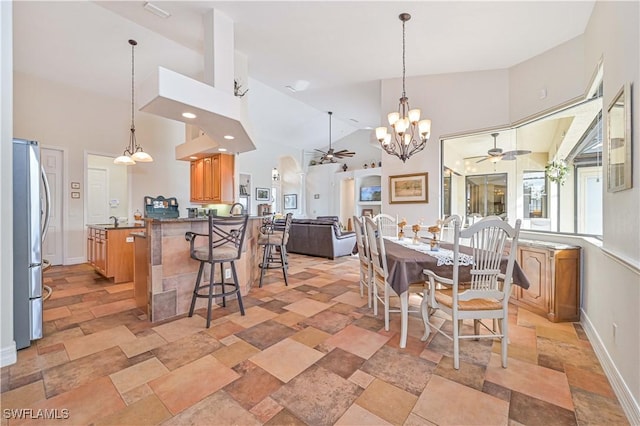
[
  {"left": 283, "top": 194, "right": 297, "bottom": 210},
  {"left": 256, "top": 187, "right": 270, "bottom": 201},
  {"left": 607, "top": 82, "right": 632, "bottom": 192},
  {"left": 361, "top": 208, "right": 374, "bottom": 217},
  {"left": 389, "top": 173, "right": 428, "bottom": 204}
]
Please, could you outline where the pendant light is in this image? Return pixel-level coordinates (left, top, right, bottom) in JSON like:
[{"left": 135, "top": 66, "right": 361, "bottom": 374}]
[
  {"left": 114, "top": 39, "right": 153, "bottom": 165},
  {"left": 375, "top": 13, "right": 431, "bottom": 163}
]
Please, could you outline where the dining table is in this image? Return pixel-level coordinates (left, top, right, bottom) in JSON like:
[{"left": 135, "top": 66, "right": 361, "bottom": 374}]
[{"left": 383, "top": 236, "right": 530, "bottom": 348}]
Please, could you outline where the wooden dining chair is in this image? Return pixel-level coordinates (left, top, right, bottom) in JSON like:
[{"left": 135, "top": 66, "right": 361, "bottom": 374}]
[
  {"left": 364, "top": 216, "right": 424, "bottom": 347},
  {"left": 421, "top": 217, "right": 521, "bottom": 369},
  {"left": 372, "top": 213, "right": 396, "bottom": 238},
  {"left": 352, "top": 215, "right": 372, "bottom": 308}
]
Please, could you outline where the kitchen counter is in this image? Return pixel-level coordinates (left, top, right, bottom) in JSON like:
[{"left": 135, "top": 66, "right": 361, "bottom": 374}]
[
  {"left": 143, "top": 216, "right": 265, "bottom": 322},
  {"left": 145, "top": 215, "right": 271, "bottom": 223},
  {"left": 87, "top": 223, "right": 144, "bottom": 230}
]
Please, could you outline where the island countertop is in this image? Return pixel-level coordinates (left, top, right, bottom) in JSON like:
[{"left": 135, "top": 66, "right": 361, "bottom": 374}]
[{"left": 143, "top": 216, "right": 265, "bottom": 322}]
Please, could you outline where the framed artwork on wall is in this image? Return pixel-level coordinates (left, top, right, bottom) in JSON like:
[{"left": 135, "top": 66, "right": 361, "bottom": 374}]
[
  {"left": 389, "top": 173, "right": 428, "bottom": 204},
  {"left": 284, "top": 194, "right": 297, "bottom": 210},
  {"left": 361, "top": 208, "right": 374, "bottom": 217},
  {"left": 256, "top": 187, "right": 270, "bottom": 201}
]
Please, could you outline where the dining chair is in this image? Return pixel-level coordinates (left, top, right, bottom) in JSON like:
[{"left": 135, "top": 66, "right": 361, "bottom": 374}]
[
  {"left": 185, "top": 214, "right": 249, "bottom": 328},
  {"left": 372, "top": 213, "right": 397, "bottom": 238},
  {"left": 352, "top": 215, "right": 372, "bottom": 308},
  {"left": 438, "top": 214, "right": 462, "bottom": 243},
  {"left": 364, "top": 216, "right": 424, "bottom": 346},
  {"left": 422, "top": 217, "right": 521, "bottom": 369}
]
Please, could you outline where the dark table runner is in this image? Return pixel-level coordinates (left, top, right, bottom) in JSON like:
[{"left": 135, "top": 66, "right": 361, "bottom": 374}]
[{"left": 384, "top": 239, "right": 530, "bottom": 295}]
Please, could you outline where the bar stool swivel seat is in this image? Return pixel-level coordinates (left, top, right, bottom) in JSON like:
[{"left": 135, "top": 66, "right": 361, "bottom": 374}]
[{"left": 185, "top": 214, "right": 249, "bottom": 328}]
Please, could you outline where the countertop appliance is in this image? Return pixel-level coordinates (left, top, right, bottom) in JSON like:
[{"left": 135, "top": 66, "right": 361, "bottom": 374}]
[{"left": 13, "top": 139, "right": 50, "bottom": 350}]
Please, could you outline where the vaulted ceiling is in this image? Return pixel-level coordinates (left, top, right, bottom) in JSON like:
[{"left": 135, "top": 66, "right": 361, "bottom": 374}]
[{"left": 12, "top": 1, "right": 595, "bottom": 151}]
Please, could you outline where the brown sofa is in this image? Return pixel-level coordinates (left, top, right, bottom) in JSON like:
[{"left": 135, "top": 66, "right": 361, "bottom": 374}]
[{"left": 278, "top": 217, "right": 356, "bottom": 259}]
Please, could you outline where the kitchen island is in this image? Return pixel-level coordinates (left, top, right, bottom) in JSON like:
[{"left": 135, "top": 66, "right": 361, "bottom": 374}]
[
  {"left": 139, "top": 216, "right": 267, "bottom": 322},
  {"left": 87, "top": 223, "right": 142, "bottom": 283}
]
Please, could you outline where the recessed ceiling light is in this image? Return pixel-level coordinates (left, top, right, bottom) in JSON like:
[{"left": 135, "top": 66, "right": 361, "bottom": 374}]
[
  {"left": 182, "top": 112, "right": 196, "bottom": 119},
  {"left": 223, "top": 135, "right": 234, "bottom": 140},
  {"left": 143, "top": 2, "right": 171, "bottom": 19},
  {"left": 218, "top": 148, "right": 227, "bottom": 152}
]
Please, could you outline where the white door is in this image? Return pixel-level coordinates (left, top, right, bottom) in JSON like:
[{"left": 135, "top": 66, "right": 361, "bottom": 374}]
[
  {"left": 87, "top": 168, "right": 109, "bottom": 224},
  {"left": 41, "top": 148, "right": 63, "bottom": 265},
  {"left": 577, "top": 167, "right": 602, "bottom": 235}
]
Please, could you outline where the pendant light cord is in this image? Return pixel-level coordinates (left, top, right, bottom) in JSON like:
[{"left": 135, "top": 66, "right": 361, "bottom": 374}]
[
  {"left": 401, "top": 18, "right": 406, "bottom": 99},
  {"left": 130, "top": 39, "right": 136, "bottom": 132},
  {"left": 328, "top": 111, "right": 332, "bottom": 149}
]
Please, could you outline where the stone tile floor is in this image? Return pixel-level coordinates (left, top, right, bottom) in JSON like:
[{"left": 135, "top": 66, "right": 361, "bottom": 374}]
[{"left": 0, "top": 255, "right": 630, "bottom": 425}]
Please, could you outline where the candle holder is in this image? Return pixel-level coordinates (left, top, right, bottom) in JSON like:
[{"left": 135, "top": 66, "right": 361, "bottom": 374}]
[{"left": 427, "top": 225, "right": 441, "bottom": 251}]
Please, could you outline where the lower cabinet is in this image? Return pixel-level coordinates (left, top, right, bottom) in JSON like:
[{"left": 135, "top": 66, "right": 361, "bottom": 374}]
[
  {"left": 510, "top": 240, "right": 581, "bottom": 322},
  {"left": 87, "top": 227, "right": 134, "bottom": 283}
]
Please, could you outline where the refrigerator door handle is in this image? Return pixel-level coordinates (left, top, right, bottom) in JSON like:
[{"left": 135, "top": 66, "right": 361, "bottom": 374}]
[{"left": 41, "top": 166, "right": 51, "bottom": 242}]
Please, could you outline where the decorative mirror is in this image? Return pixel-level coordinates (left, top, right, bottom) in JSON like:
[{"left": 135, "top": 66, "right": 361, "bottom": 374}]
[{"left": 607, "top": 82, "right": 632, "bottom": 192}]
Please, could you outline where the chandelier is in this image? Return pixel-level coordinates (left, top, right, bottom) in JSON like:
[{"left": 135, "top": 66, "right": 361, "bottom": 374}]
[
  {"left": 375, "top": 13, "right": 431, "bottom": 163},
  {"left": 114, "top": 39, "right": 153, "bottom": 165}
]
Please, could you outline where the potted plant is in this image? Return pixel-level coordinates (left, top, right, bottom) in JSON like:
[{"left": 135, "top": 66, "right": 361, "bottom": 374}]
[{"left": 545, "top": 159, "right": 570, "bottom": 185}]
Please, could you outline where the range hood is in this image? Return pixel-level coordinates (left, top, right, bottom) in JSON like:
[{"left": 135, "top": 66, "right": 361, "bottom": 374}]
[{"left": 138, "top": 9, "right": 256, "bottom": 159}]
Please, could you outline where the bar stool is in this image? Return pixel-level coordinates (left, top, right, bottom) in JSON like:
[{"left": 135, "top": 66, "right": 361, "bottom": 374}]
[
  {"left": 258, "top": 213, "right": 293, "bottom": 288},
  {"left": 185, "top": 214, "right": 249, "bottom": 328}
]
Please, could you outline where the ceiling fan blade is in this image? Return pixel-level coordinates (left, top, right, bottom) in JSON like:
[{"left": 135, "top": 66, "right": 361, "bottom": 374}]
[
  {"left": 501, "top": 153, "right": 518, "bottom": 161},
  {"left": 314, "top": 149, "right": 326, "bottom": 154},
  {"left": 503, "top": 149, "right": 532, "bottom": 156},
  {"left": 476, "top": 157, "right": 489, "bottom": 163}
]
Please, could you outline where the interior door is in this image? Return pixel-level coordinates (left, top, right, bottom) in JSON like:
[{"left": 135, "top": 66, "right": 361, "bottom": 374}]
[
  {"left": 87, "top": 167, "right": 109, "bottom": 224},
  {"left": 41, "top": 147, "right": 63, "bottom": 265}
]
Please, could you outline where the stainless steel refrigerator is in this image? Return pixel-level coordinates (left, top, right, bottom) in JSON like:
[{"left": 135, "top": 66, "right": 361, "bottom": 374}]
[{"left": 13, "top": 138, "right": 50, "bottom": 350}]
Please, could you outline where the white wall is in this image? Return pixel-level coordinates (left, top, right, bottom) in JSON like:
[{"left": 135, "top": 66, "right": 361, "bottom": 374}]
[
  {"left": 0, "top": 0, "right": 16, "bottom": 367},
  {"left": 585, "top": 1, "right": 640, "bottom": 269},
  {"left": 380, "top": 69, "right": 511, "bottom": 224},
  {"left": 13, "top": 72, "right": 188, "bottom": 263}
]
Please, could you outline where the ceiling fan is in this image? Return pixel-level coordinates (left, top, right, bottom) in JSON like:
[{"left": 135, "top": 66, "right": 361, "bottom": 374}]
[
  {"left": 476, "top": 132, "right": 531, "bottom": 163},
  {"left": 316, "top": 111, "right": 355, "bottom": 163}
]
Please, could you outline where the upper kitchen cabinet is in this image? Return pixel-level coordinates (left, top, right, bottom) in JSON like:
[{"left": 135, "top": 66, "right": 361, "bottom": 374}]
[{"left": 190, "top": 154, "right": 235, "bottom": 204}]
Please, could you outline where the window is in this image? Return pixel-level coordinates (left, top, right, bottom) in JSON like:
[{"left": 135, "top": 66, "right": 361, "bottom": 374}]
[
  {"left": 465, "top": 173, "right": 507, "bottom": 218},
  {"left": 441, "top": 79, "right": 603, "bottom": 237},
  {"left": 523, "top": 171, "right": 547, "bottom": 219}
]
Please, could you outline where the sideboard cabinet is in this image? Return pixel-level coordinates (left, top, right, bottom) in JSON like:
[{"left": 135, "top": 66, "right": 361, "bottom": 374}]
[{"left": 510, "top": 240, "right": 581, "bottom": 322}]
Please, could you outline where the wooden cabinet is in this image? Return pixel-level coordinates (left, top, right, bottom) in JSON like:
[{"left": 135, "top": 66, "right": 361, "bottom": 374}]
[
  {"left": 189, "top": 154, "right": 235, "bottom": 204},
  {"left": 510, "top": 240, "right": 581, "bottom": 322},
  {"left": 87, "top": 226, "right": 134, "bottom": 283}
]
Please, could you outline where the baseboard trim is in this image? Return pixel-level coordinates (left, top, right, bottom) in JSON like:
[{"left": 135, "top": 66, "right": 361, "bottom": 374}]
[
  {"left": 0, "top": 341, "right": 17, "bottom": 367},
  {"left": 581, "top": 309, "right": 640, "bottom": 424},
  {"left": 64, "top": 257, "right": 85, "bottom": 265}
]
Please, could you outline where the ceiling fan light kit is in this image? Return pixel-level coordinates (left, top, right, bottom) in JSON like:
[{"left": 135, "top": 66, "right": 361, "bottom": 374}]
[
  {"left": 375, "top": 13, "right": 431, "bottom": 163},
  {"left": 475, "top": 132, "right": 531, "bottom": 163},
  {"left": 315, "top": 111, "right": 355, "bottom": 164}
]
